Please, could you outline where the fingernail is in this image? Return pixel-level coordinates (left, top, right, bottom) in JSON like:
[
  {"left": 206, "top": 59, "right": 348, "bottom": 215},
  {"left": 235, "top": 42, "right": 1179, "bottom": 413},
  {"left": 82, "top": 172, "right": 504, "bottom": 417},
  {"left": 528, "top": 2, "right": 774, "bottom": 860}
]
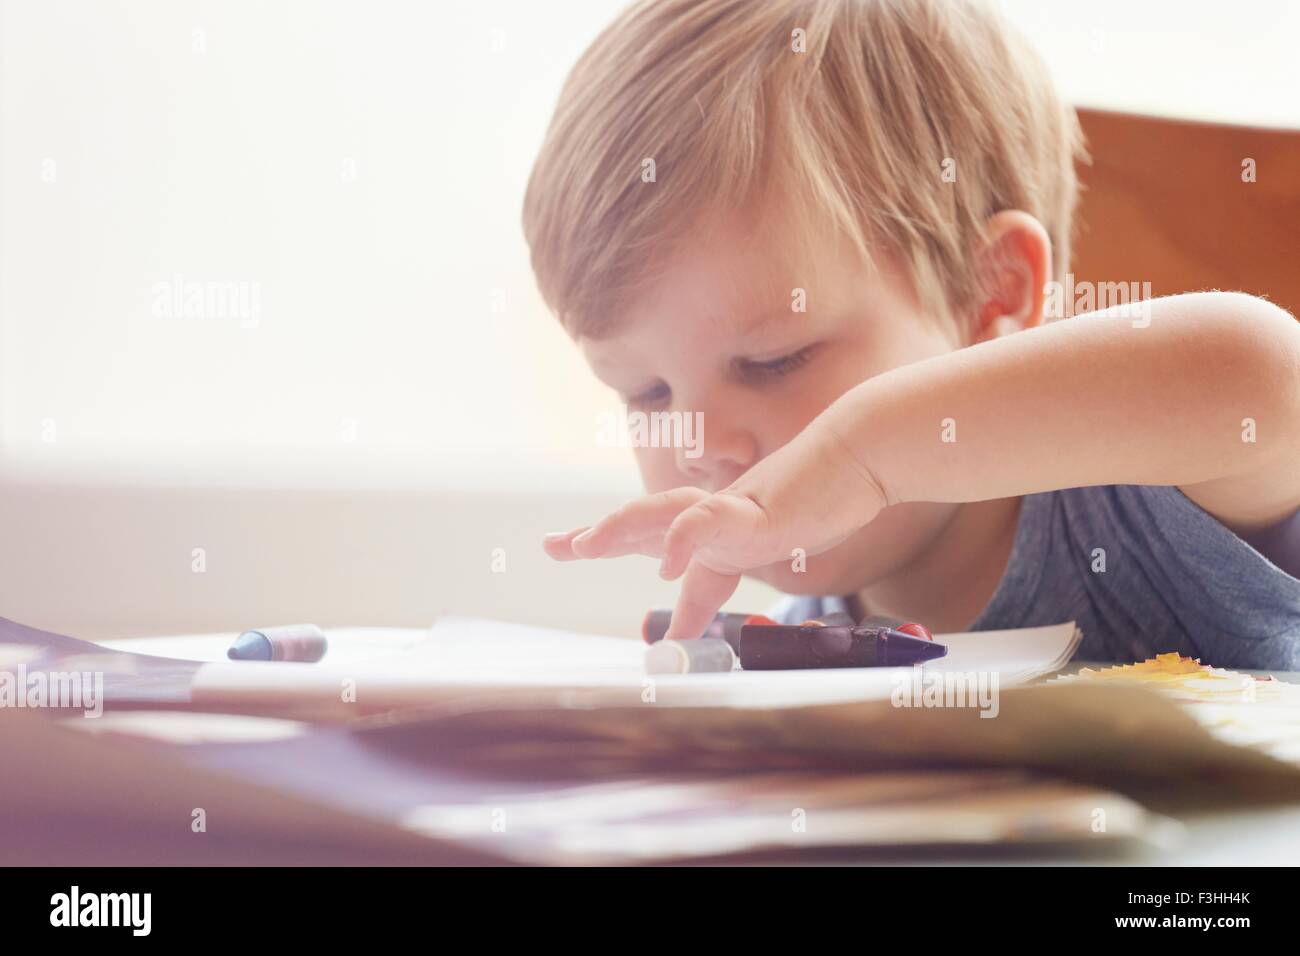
[
  {"left": 572, "top": 528, "right": 595, "bottom": 545},
  {"left": 542, "top": 531, "right": 568, "bottom": 540}
]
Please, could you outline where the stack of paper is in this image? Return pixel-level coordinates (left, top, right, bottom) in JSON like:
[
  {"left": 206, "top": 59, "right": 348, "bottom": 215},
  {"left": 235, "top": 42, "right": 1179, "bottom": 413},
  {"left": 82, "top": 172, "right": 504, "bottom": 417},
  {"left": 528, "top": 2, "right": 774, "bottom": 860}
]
[
  {"left": 33, "top": 708, "right": 1182, "bottom": 865},
  {"left": 397, "top": 769, "right": 1180, "bottom": 865}
]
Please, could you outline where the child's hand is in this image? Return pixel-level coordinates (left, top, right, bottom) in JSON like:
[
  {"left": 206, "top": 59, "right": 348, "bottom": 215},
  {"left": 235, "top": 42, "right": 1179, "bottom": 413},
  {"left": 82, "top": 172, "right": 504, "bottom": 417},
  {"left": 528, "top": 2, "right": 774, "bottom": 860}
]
[
  {"left": 543, "top": 422, "right": 891, "bottom": 641},
  {"left": 546, "top": 487, "right": 777, "bottom": 641}
]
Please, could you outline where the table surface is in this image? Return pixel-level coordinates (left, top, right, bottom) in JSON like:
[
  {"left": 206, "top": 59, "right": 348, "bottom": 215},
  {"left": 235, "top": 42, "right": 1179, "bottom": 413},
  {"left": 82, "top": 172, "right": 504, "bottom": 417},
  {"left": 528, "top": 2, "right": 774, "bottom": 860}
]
[{"left": 56, "top": 631, "right": 1300, "bottom": 866}]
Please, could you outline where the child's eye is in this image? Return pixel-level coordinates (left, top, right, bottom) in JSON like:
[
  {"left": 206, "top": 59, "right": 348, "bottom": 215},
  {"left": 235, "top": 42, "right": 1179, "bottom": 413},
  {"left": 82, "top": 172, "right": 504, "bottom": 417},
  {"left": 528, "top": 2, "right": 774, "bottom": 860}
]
[
  {"left": 626, "top": 382, "right": 670, "bottom": 408},
  {"left": 736, "top": 344, "right": 819, "bottom": 382}
]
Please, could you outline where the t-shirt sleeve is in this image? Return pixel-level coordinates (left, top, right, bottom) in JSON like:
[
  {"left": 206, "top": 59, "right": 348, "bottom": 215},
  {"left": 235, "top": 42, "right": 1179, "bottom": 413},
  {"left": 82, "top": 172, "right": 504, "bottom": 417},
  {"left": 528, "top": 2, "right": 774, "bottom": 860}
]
[{"left": 976, "top": 484, "right": 1300, "bottom": 669}]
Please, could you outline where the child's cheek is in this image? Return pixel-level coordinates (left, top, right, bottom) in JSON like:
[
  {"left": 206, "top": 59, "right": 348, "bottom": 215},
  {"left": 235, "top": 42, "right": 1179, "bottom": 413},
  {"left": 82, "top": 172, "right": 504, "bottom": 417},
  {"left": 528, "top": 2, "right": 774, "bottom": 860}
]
[{"left": 632, "top": 445, "right": 686, "bottom": 493}]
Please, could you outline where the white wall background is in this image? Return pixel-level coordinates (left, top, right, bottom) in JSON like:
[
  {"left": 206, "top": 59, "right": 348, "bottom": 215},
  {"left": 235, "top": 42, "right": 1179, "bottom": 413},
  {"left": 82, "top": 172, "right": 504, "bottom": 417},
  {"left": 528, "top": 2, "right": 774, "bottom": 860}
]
[
  {"left": 0, "top": 0, "right": 639, "bottom": 493},
  {"left": 0, "top": 0, "right": 1294, "bottom": 638},
  {"left": 1002, "top": 0, "right": 1299, "bottom": 130}
]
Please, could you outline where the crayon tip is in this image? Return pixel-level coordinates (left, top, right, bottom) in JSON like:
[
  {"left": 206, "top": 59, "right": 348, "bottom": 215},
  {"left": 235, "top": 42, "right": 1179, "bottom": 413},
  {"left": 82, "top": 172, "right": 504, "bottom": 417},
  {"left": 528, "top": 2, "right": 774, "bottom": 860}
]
[
  {"left": 227, "top": 630, "right": 273, "bottom": 661},
  {"left": 882, "top": 630, "right": 948, "bottom": 666}
]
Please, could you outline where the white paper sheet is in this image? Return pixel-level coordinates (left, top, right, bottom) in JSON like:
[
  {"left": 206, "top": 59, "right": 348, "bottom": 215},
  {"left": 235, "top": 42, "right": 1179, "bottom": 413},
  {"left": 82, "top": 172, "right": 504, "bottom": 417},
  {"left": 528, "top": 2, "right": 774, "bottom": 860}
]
[{"left": 178, "top": 616, "right": 1081, "bottom": 718}]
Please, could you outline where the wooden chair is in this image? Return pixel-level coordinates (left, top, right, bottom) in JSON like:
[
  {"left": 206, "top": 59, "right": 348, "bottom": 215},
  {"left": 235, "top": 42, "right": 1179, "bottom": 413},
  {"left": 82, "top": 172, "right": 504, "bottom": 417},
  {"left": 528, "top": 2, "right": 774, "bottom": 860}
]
[{"left": 1072, "top": 108, "right": 1299, "bottom": 317}]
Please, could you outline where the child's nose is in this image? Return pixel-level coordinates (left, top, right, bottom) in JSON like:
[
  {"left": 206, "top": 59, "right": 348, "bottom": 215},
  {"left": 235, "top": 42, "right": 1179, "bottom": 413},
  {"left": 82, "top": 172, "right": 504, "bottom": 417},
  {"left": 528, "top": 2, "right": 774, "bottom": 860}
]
[{"left": 675, "top": 415, "right": 758, "bottom": 490}]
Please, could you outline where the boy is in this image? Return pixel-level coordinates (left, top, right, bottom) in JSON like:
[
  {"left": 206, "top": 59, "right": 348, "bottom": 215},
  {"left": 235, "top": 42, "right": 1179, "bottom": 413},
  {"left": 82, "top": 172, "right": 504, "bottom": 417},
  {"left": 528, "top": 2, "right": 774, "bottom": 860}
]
[{"left": 523, "top": 0, "right": 1300, "bottom": 667}]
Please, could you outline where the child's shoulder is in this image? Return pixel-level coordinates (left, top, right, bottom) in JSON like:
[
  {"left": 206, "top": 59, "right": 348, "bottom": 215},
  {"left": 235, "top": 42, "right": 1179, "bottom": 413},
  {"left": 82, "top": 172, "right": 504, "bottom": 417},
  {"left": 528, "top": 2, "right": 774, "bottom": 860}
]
[{"left": 979, "top": 484, "right": 1300, "bottom": 668}]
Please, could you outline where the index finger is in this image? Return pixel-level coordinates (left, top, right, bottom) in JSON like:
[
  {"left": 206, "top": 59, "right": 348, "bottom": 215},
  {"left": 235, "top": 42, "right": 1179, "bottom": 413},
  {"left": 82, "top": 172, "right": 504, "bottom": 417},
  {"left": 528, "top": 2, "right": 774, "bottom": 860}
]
[{"left": 662, "top": 561, "right": 741, "bottom": 642}]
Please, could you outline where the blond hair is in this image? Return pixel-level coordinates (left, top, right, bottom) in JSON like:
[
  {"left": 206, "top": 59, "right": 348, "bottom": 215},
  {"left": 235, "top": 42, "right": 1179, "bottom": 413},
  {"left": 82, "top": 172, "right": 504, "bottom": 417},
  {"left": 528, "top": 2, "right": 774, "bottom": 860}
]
[{"left": 522, "top": 0, "right": 1087, "bottom": 338}]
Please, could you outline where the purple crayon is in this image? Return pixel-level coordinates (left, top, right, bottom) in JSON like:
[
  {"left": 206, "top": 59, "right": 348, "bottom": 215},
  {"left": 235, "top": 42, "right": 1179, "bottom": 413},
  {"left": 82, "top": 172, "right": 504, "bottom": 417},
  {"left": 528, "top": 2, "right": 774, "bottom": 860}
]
[{"left": 739, "top": 623, "right": 946, "bottom": 670}]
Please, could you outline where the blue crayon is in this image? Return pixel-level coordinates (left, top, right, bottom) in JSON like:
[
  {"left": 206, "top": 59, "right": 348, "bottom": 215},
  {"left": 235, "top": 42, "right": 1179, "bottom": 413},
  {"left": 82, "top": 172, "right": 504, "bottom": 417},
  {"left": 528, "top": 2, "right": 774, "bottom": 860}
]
[{"left": 227, "top": 624, "right": 327, "bottom": 662}]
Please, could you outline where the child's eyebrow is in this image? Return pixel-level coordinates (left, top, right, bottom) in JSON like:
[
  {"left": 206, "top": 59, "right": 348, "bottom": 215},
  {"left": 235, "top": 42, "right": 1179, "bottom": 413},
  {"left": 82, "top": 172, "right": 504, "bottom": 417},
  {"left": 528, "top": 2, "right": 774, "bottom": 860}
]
[
  {"left": 733, "top": 307, "right": 819, "bottom": 340},
  {"left": 737, "top": 310, "right": 787, "bottom": 333},
  {"left": 582, "top": 306, "right": 820, "bottom": 370}
]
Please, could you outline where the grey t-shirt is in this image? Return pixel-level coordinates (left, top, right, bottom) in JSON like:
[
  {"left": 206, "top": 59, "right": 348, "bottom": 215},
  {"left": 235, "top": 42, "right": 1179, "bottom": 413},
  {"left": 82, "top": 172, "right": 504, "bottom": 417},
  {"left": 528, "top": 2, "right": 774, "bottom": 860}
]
[{"left": 771, "top": 485, "right": 1300, "bottom": 670}]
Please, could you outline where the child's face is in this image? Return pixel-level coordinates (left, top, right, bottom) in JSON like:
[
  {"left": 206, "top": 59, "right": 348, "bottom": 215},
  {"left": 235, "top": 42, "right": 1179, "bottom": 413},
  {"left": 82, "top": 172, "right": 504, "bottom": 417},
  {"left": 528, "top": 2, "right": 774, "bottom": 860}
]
[{"left": 580, "top": 213, "right": 967, "bottom": 596}]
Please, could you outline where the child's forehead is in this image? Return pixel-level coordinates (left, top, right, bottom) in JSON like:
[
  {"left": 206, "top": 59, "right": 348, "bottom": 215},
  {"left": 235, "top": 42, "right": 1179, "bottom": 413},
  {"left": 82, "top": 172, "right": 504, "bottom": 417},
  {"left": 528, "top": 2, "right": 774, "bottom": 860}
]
[
  {"left": 576, "top": 210, "right": 888, "bottom": 346},
  {"left": 641, "top": 222, "right": 858, "bottom": 315},
  {"left": 603, "top": 274, "right": 803, "bottom": 345},
  {"left": 676, "top": 209, "right": 844, "bottom": 278}
]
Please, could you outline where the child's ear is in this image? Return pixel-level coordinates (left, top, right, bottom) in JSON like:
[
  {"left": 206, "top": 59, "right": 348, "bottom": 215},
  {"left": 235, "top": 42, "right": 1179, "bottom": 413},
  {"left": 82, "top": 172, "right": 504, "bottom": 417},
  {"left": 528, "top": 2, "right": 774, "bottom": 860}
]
[{"left": 969, "top": 210, "right": 1053, "bottom": 345}]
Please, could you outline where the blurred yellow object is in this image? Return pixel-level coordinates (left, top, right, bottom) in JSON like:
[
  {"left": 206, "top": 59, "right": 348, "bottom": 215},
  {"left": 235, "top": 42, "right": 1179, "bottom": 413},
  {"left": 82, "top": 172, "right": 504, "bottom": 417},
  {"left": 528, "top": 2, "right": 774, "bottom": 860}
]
[
  {"left": 1065, "top": 653, "right": 1274, "bottom": 700},
  {"left": 1078, "top": 652, "right": 1208, "bottom": 679}
]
